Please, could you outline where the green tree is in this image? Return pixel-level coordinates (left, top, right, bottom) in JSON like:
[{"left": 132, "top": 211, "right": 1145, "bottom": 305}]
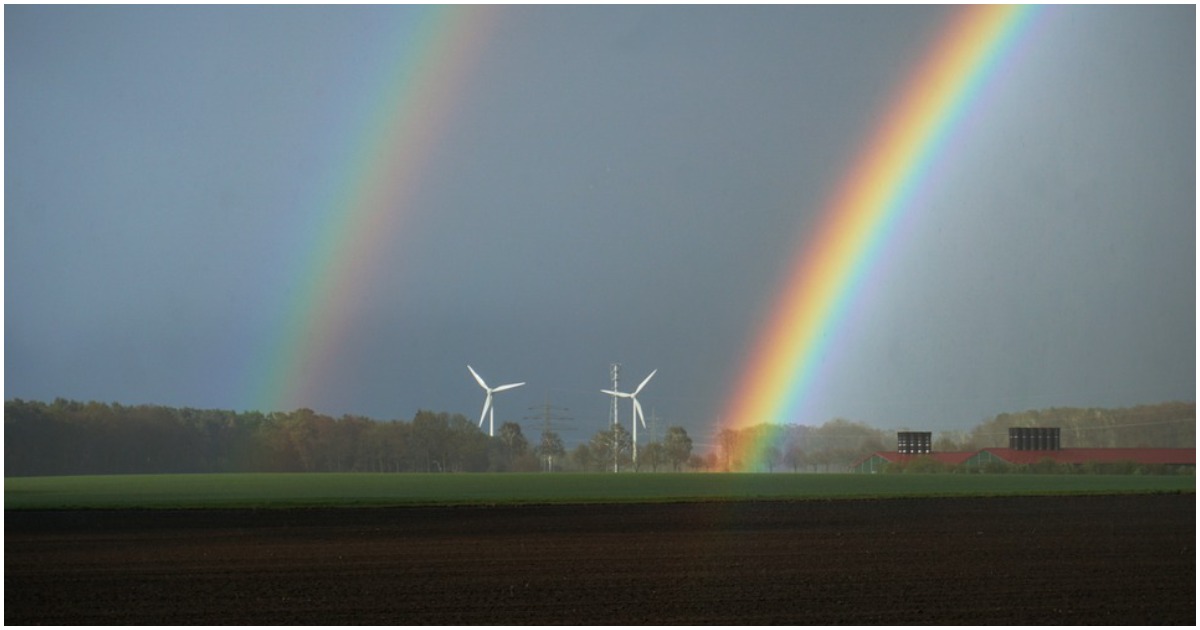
[
  {"left": 717, "top": 428, "right": 739, "bottom": 471},
  {"left": 810, "top": 448, "right": 832, "bottom": 473},
  {"left": 762, "top": 445, "right": 782, "bottom": 473},
  {"left": 588, "top": 427, "right": 613, "bottom": 472},
  {"left": 491, "top": 421, "right": 529, "bottom": 471},
  {"left": 498, "top": 422, "right": 528, "bottom": 456},
  {"left": 263, "top": 410, "right": 312, "bottom": 472},
  {"left": 664, "top": 426, "right": 693, "bottom": 472},
  {"left": 783, "top": 445, "right": 806, "bottom": 472},
  {"left": 589, "top": 424, "right": 631, "bottom": 472},
  {"left": 611, "top": 423, "right": 632, "bottom": 471},
  {"left": 641, "top": 441, "right": 666, "bottom": 472},
  {"left": 933, "top": 430, "right": 970, "bottom": 452},
  {"left": 536, "top": 431, "right": 566, "bottom": 472},
  {"left": 571, "top": 442, "right": 594, "bottom": 472},
  {"left": 411, "top": 410, "right": 451, "bottom": 472},
  {"left": 447, "top": 414, "right": 488, "bottom": 472},
  {"left": 358, "top": 421, "right": 402, "bottom": 472}
]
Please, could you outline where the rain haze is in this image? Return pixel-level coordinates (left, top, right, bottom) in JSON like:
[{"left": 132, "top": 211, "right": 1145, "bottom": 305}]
[{"left": 5, "top": 5, "right": 1195, "bottom": 448}]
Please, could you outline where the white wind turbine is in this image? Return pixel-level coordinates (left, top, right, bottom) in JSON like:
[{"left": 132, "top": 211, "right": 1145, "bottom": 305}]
[
  {"left": 468, "top": 365, "right": 525, "bottom": 437},
  {"left": 602, "top": 369, "right": 656, "bottom": 468}
]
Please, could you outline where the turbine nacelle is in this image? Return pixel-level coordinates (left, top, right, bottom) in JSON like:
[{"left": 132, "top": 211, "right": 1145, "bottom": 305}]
[
  {"left": 468, "top": 365, "right": 525, "bottom": 437},
  {"left": 601, "top": 368, "right": 656, "bottom": 430}
]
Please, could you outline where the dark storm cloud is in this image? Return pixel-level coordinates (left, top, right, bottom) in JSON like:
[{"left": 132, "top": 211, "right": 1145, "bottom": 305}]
[{"left": 5, "top": 5, "right": 1193, "bottom": 446}]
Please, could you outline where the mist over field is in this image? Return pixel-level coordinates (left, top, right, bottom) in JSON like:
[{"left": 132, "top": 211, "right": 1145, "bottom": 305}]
[{"left": 6, "top": 398, "right": 1193, "bottom": 476}]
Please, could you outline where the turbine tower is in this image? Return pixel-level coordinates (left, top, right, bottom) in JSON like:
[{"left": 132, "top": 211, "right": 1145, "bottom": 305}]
[
  {"left": 468, "top": 365, "right": 525, "bottom": 437},
  {"left": 602, "top": 368, "right": 656, "bottom": 469},
  {"left": 609, "top": 363, "right": 620, "bottom": 473}
]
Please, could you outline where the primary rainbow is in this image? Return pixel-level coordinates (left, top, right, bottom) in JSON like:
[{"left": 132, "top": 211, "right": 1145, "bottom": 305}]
[
  {"left": 718, "top": 5, "right": 1039, "bottom": 467},
  {"left": 252, "top": 6, "right": 494, "bottom": 413}
]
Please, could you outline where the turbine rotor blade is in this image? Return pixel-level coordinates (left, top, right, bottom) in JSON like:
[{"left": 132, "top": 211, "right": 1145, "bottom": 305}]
[
  {"left": 601, "top": 389, "right": 630, "bottom": 398},
  {"left": 468, "top": 365, "right": 489, "bottom": 390},
  {"left": 479, "top": 392, "right": 493, "bottom": 428},
  {"left": 493, "top": 382, "right": 525, "bottom": 393},
  {"left": 633, "top": 397, "right": 647, "bottom": 429},
  {"left": 634, "top": 369, "right": 657, "bottom": 396}
]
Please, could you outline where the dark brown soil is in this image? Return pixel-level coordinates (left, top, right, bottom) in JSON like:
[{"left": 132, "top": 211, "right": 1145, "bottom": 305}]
[{"left": 5, "top": 494, "right": 1194, "bottom": 625}]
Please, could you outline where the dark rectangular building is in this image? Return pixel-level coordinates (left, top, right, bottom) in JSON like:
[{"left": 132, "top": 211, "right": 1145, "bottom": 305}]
[
  {"left": 897, "top": 431, "right": 932, "bottom": 454},
  {"left": 1008, "top": 427, "right": 1061, "bottom": 451}
]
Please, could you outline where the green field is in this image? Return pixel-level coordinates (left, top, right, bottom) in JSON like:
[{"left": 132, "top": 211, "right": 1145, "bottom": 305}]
[{"left": 4, "top": 472, "right": 1194, "bottom": 510}]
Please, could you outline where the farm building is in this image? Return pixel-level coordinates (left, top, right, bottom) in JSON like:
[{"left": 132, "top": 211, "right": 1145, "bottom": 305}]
[
  {"left": 896, "top": 431, "right": 933, "bottom": 454},
  {"left": 851, "top": 427, "right": 1195, "bottom": 473},
  {"left": 965, "top": 447, "right": 1196, "bottom": 469},
  {"left": 851, "top": 447, "right": 1195, "bottom": 473},
  {"left": 851, "top": 451, "right": 975, "bottom": 473}
]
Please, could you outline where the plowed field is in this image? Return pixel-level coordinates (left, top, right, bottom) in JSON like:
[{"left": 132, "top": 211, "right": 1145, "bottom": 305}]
[{"left": 5, "top": 494, "right": 1194, "bottom": 624}]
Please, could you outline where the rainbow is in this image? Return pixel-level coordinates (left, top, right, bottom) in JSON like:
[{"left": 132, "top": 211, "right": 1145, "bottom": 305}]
[
  {"left": 252, "top": 6, "right": 494, "bottom": 413},
  {"left": 717, "top": 5, "right": 1040, "bottom": 468}
]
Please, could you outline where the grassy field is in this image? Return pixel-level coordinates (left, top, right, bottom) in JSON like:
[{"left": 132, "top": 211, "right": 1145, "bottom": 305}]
[{"left": 4, "top": 472, "right": 1194, "bottom": 509}]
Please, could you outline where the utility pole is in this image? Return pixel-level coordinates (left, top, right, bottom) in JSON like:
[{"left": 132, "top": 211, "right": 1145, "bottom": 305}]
[
  {"left": 525, "top": 395, "right": 572, "bottom": 472},
  {"left": 609, "top": 363, "right": 620, "bottom": 473}
]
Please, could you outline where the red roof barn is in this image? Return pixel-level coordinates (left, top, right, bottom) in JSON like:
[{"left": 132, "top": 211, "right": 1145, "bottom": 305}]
[
  {"left": 968, "top": 447, "right": 1196, "bottom": 467},
  {"left": 852, "top": 447, "right": 1195, "bottom": 473},
  {"left": 851, "top": 451, "right": 976, "bottom": 473}
]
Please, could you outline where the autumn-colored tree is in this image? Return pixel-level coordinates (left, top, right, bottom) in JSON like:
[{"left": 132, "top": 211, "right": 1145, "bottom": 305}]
[{"left": 536, "top": 431, "right": 566, "bottom": 472}]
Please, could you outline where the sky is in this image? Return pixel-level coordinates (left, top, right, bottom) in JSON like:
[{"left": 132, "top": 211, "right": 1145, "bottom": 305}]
[{"left": 5, "top": 5, "right": 1195, "bottom": 450}]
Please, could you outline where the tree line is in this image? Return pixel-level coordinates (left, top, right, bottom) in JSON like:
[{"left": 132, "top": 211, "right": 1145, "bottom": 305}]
[
  {"left": 712, "top": 401, "right": 1195, "bottom": 472},
  {"left": 932, "top": 401, "right": 1195, "bottom": 452},
  {"left": 565, "top": 422, "right": 695, "bottom": 473},
  {"left": 3, "top": 398, "right": 695, "bottom": 477},
  {"left": 713, "top": 418, "right": 889, "bottom": 473},
  {"left": 6, "top": 398, "right": 1189, "bottom": 476}
]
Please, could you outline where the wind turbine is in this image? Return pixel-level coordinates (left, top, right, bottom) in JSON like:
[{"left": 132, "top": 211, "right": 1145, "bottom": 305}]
[
  {"left": 468, "top": 365, "right": 525, "bottom": 437},
  {"left": 602, "top": 369, "right": 656, "bottom": 469}
]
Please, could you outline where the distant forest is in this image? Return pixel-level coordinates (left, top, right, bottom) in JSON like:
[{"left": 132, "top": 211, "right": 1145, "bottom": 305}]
[
  {"left": 3, "top": 399, "right": 693, "bottom": 477},
  {"left": 4, "top": 398, "right": 1194, "bottom": 476}
]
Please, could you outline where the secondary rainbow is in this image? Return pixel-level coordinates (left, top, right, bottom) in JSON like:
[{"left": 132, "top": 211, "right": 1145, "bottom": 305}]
[
  {"left": 718, "top": 5, "right": 1039, "bottom": 467},
  {"left": 252, "top": 6, "right": 494, "bottom": 413}
]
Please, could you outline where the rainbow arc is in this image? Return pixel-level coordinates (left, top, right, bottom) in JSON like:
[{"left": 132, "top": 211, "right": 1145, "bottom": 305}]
[{"left": 718, "top": 5, "right": 1040, "bottom": 468}]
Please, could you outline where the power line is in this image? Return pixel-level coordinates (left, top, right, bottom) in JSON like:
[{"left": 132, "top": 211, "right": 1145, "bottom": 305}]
[
  {"left": 524, "top": 394, "right": 573, "bottom": 473},
  {"left": 524, "top": 394, "right": 574, "bottom": 437}
]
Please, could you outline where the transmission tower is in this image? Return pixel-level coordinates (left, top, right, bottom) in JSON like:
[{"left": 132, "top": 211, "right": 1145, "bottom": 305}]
[
  {"left": 525, "top": 396, "right": 573, "bottom": 437},
  {"left": 525, "top": 395, "right": 573, "bottom": 472}
]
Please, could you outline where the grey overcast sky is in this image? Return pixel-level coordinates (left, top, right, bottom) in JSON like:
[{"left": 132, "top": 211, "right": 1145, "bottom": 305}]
[{"left": 5, "top": 5, "right": 1195, "bottom": 448}]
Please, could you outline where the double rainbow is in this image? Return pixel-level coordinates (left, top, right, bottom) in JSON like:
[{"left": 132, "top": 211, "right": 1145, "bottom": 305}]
[
  {"left": 718, "top": 5, "right": 1040, "bottom": 467},
  {"left": 249, "top": 5, "right": 1040, "bottom": 443}
]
